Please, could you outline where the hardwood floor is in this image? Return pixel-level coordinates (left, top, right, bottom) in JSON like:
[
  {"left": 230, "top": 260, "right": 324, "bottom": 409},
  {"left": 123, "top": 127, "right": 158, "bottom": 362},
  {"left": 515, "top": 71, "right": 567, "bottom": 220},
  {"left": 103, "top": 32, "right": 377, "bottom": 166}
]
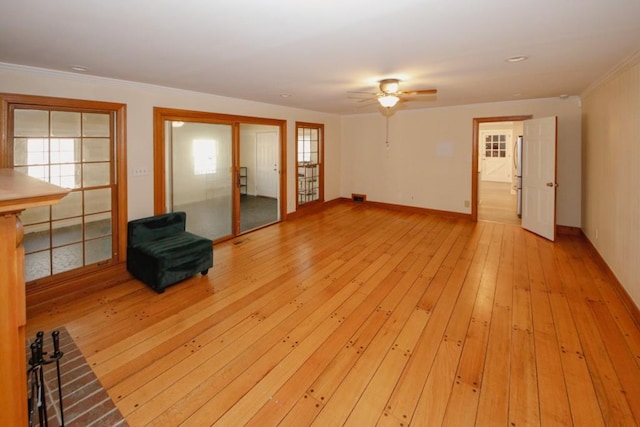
[
  {"left": 26, "top": 202, "right": 640, "bottom": 426},
  {"left": 478, "top": 180, "right": 521, "bottom": 226}
]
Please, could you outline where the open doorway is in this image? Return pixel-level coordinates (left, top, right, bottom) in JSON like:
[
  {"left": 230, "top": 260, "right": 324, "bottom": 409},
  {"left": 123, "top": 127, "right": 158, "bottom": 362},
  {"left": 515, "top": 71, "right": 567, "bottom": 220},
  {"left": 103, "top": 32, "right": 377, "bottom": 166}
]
[
  {"left": 472, "top": 115, "right": 532, "bottom": 224},
  {"left": 478, "top": 121, "right": 521, "bottom": 225}
]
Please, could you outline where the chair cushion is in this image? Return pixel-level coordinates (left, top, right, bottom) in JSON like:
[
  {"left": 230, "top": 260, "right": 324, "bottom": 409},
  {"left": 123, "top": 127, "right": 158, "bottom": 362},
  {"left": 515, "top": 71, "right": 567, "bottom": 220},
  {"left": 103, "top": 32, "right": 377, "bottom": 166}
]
[
  {"left": 134, "top": 232, "right": 212, "bottom": 263},
  {"left": 128, "top": 211, "right": 186, "bottom": 247}
]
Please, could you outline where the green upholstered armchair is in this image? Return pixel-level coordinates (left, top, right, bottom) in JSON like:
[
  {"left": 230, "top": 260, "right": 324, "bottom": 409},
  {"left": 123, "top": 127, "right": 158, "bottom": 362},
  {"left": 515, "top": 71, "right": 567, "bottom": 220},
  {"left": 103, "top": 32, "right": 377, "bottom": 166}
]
[{"left": 126, "top": 212, "right": 213, "bottom": 293}]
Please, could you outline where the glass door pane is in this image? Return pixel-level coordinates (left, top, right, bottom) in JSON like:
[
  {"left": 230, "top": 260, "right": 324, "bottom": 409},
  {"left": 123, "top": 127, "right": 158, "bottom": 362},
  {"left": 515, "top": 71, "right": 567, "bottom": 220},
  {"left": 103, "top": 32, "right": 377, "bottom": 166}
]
[
  {"left": 239, "top": 125, "right": 280, "bottom": 233},
  {"left": 13, "top": 108, "right": 115, "bottom": 282},
  {"left": 296, "top": 124, "right": 323, "bottom": 206},
  {"left": 165, "top": 121, "right": 233, "bottom": 240}
]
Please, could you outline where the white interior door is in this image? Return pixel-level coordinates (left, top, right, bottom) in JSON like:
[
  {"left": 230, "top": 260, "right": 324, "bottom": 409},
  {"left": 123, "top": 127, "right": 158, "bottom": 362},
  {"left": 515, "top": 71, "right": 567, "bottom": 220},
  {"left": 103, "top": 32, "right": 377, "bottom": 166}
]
[
  {"left": 255, "top": 131, "right": 279, "bottom": 198},
  {"left": 521, "top": 116, "right": 557, "bottom": 241}
]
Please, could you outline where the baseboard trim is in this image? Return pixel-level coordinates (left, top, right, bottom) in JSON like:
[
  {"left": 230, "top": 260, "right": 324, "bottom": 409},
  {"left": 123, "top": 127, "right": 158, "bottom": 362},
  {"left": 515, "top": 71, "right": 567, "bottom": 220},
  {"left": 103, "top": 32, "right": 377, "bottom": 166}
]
[
  {"left": 557, "top": 225, "right": 582, "bottom": 235},
  {"left": 288, "top": 197, "right": 472, "bottom": 221},
  {"left": 581, "top": 231, "right": 640, "bottom": 328},
  {"left": 358, "top": 199, "right": 472, "bottom": 220},
  {"left": 286, "top": 198, "right": 344, "bottom": 220},
  {"left": 26, "top": 262, "right": 132, "bottom": 311}
]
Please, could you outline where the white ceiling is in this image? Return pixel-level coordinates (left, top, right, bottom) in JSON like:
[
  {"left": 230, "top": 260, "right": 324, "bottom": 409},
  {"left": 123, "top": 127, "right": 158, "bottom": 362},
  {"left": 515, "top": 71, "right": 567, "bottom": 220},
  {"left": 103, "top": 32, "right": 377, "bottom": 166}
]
[{"left": 1, "top": 0, "right": 639, "bottom": 115}]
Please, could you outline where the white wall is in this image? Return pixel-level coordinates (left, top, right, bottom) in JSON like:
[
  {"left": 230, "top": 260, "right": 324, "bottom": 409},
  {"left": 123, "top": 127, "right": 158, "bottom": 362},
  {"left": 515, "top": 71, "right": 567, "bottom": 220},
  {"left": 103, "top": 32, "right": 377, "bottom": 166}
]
[
  {"left": 341, "top": 97, "right": 582, "bottom": 227},
  {"left": 0, "top": 63, "right": 583, "bottom": 229},
  {"left": 0, "top": 63, "right": 341, "bottom": 220},
  {"left": 582, "top": 53, "right": 640, "bottom": 307}
]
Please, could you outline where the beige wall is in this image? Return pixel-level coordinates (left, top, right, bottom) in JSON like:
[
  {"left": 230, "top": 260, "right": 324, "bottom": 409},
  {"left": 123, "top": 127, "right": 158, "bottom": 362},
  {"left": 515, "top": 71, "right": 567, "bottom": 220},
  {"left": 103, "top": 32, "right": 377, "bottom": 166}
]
[
  {"left": 0, "top": 63, "right": 342, "bottom": 220},
  {"left": 582, "top": 52, "right": 640, "bottom": 307},
  {"left": 341, "top": 97, "right": 582, "bottom": 227}
]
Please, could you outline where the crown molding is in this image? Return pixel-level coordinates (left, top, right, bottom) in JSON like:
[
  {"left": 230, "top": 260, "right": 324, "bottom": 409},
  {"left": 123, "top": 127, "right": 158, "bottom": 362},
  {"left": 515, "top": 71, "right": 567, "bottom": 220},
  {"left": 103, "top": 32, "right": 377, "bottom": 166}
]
[
  {"left": 0, "top": 61, "right": 211, "bottom": 97},
  {"left": 582, "top": 49, "right": 640, "bottom": 98}
]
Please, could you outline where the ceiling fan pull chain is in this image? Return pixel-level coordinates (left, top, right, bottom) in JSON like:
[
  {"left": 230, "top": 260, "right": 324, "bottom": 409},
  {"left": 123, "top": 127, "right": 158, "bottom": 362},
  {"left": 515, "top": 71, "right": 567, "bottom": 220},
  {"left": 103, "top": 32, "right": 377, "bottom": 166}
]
[{"left": 386, "top": 114, "right": 390, "bottom": 149}]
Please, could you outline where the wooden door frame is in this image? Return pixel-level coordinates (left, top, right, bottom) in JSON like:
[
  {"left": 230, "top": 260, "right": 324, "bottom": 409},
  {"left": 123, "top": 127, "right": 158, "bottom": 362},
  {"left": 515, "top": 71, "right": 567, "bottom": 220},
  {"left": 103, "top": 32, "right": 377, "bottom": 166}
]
[
  {"left": 471, "top": 115, "right": 532, "bottom": 221},
  {"left": 153, "top": 107, "right": 287, "bottom": 240},
  {"left": 0, "top": 93, "right": 128, "bottom": 287}
]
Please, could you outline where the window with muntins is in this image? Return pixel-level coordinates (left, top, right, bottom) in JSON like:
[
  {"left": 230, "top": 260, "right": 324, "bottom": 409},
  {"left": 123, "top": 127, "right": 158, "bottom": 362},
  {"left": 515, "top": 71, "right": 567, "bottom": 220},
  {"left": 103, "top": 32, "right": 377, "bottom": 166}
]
[
  {"left": 11, "top": 107, "right": 116, "bottom": 282},
  {"left": 296, "top": 122, "right": 324, "bottom": 207}
]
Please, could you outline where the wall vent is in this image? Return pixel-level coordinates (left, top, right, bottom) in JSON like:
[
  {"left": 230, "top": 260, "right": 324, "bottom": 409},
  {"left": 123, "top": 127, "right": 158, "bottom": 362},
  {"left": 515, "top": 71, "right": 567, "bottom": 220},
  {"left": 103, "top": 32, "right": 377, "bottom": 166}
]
[{"left": 352, "top": 193, "right": 366, "bottom": 203}]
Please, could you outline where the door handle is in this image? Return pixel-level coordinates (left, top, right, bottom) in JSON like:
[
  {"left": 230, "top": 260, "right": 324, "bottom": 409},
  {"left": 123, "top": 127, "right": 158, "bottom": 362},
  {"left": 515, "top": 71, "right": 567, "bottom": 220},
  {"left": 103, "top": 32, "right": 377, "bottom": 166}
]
[{"left": 546, "top": 182, "right": 558, "bottom": 187}]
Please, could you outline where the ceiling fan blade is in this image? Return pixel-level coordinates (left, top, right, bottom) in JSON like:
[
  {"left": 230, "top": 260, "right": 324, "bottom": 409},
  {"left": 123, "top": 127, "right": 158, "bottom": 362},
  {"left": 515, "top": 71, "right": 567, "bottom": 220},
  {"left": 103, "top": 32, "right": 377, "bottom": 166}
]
[
  {"left": 401, "top": 89, "right": 438, "bottom": 96},
  {"left": 348, "top": 90, "right": 378, "bottom": 95},
  {"left": 356, "top": 98, "right": 378, "bottom": 104}
]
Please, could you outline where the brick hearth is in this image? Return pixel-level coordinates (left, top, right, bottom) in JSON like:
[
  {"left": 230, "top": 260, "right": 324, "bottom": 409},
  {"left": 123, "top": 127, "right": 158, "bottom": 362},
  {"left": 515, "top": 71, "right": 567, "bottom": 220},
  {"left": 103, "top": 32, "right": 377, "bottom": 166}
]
[{"left": 26, "top": 328, "right": 127, "bottom": 427}]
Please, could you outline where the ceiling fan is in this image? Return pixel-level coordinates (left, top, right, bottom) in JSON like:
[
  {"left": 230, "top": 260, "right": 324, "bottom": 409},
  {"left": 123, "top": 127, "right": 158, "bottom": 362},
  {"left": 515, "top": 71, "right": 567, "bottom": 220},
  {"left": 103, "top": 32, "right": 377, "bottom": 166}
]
[{"left": 352, "top": 78, "right": 438, "bottom": 109}]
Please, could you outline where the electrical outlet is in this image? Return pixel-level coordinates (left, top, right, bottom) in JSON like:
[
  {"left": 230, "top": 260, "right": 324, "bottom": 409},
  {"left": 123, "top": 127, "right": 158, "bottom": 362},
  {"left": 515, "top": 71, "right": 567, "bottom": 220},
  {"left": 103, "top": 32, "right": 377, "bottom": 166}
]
[
  {"left": 132, "top": 168, "right": 148, "bottom": 176},
  {"left": 464, "top": 200, "right": 470, "bottom": 207}
]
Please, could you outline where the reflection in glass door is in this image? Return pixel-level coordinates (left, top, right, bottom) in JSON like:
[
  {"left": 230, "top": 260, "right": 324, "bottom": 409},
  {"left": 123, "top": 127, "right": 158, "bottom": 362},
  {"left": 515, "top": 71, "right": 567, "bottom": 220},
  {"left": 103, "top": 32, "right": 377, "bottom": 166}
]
[{"left": 165, "top": 121, "right": 233, "bottom": 241}]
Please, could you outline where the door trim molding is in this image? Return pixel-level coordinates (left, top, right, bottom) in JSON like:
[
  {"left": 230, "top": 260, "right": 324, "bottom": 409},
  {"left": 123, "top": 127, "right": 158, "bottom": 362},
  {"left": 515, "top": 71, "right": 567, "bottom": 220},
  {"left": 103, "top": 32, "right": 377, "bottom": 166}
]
[{"left": 471, "top": 115, "right": 532, "bottom": 221}]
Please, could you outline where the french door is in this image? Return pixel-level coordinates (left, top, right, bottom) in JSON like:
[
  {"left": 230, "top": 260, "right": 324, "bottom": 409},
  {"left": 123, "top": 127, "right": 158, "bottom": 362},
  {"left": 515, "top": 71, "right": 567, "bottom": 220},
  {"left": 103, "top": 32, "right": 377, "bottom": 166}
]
[
  {"left": 0, "top": 94, "right": 126, "bottom": 286},
  {"left": 296, "top": 122, "right": 324, "bottom": 207}
]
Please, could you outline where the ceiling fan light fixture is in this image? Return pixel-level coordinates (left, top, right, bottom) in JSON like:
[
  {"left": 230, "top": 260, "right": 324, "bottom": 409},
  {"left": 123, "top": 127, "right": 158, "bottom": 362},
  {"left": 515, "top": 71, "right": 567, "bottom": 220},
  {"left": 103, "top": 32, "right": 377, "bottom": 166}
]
[
  {"left": 378, "top": 95, "right": 399, "bottom": 108},
  {"left": 379, "top": 78, "right": 399, "bottom": 94}
]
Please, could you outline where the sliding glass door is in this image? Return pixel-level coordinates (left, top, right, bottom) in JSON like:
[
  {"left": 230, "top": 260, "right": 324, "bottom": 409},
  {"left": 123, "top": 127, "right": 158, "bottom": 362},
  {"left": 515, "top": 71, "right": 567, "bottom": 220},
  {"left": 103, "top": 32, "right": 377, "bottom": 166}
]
[
  {"left": 155, "top": 108, "right": 286, "bottom": 242},
  {"left": 165, "top": 121, "right": 233, "bottom": 241},
  {"left": 239, "top": 124, "right": 280, "bottom": 233}
]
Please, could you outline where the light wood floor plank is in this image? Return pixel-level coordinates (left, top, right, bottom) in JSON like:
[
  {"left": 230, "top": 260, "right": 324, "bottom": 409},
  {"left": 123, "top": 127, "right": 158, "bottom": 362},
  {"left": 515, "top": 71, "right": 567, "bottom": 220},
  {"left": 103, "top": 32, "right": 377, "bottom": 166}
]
[
  {"left": 23, "top": 202, "right": 640, "bottom": 426},
  {"left": 142, "top": 211, "right": 426, "bottom": 425},
  {"left": 525, "top": 232, "right": 573, "bottom": 426},
  {"left": 440, "top": 222, "right": 496, "bottom": 426},
  {"left": 408, "top": 223, "right": 484, "bottom": 426},
  {"left": 345, "top": 222, "right": 478, "bottom": 425},
  {"left": 368, "top": 220, "right": 469, "bottom": 423},
  {"left": 193, "top": 217, "right": 435, "bottom": 425},
  {"left": 555, "top": 240, "right": 637, "bottom": 426},
  {"left": 475, "top": 224, "right": 512, "bottom": 426},
  {"left": 570, "top": 237, "right": 640, "bottom": 372},
  {"left": 509, "top": 227, "right": 540, "bottom": 426},
  {"left": 306, "top": 219, "right": 458, "bottom": 426}
]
